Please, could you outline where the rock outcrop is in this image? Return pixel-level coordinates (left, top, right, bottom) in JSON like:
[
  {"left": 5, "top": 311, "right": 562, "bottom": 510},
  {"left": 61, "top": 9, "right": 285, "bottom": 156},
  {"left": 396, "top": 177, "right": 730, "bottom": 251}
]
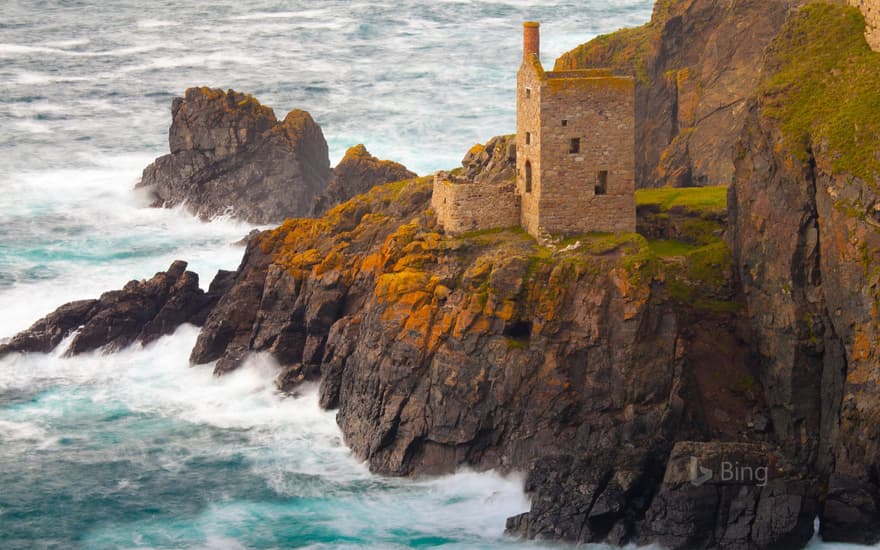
[
  {"left": 457, "top": 134, "right": 516, "bottom": 184},
  {"left": 138, "top": 87, "right": 332, "bottom": 224},
  {"left": 556, "top": 0, "right": 804, "bottom": 188},
  {"left": 4, "top": 2, "right": 880, "bottom": 549},
  {"left": 0, "top": 261, "right": 234, "bottom": 357},
  {"left": 310, "top": 144, "right": 417, "bottom": 216}
]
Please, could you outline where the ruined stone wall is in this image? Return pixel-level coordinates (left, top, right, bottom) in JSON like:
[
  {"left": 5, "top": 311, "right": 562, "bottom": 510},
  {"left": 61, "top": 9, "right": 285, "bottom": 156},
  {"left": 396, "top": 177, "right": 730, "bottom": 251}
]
[
  {"left": 537, "top": 75, "right": 637, "bottom": 234},
  {"left": 516, "top": 56, "right": 545, "bottom": 237},
  {"left": 850, "top": 0, "right": 880, "bottom": 50},
  {"left": 431, "top": 177, "right": 519, "bottom": 234}
]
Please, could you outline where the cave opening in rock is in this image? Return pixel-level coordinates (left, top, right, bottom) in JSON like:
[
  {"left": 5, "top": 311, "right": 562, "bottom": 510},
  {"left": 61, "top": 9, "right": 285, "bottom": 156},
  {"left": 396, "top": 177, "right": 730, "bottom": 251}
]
[{"left": 504, "top": 319, "right": 532, "bottom": 341}]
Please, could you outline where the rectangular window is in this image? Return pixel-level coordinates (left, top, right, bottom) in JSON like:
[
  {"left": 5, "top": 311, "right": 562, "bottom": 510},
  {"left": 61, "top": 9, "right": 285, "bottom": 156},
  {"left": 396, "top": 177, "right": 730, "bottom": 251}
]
[
  {"left": 569, "top": 138, "right": 580, "bottom": 154},
  {"left": 525, "top": 88, "right": 531, "bottom": 98},
  {"left": 525, "top": 132, "right": 531, "bottom": 145},
  {"left": 561, "top": 119, "right": 568, "bottom": 127},
  {"left": 596, "top": 170, "right": 608, "bottom": 195}
]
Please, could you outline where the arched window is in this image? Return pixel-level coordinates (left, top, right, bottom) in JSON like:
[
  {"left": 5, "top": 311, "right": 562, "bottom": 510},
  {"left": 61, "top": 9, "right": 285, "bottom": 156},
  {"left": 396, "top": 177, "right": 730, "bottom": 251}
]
[{"left": 525, "top": 161, "right": 532, "bottom": 193}]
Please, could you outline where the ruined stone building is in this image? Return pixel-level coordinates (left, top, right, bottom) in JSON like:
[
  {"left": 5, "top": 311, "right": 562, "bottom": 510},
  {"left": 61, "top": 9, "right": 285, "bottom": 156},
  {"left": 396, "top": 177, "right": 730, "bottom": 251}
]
[{"left": 433, "top": 22, "right": 637, "bottom": 239}]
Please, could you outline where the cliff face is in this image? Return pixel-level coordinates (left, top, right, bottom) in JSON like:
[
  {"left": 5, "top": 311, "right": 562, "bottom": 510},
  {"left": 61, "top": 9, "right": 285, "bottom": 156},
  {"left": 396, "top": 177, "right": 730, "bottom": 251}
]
[
  {"left": 555, "top": 0, "right": 803, "bottom": 188},
  {"left": 5, "top": 1, "right": 880, "bottom": 548},
  {"left": 730, "top": 4, "right": 880, "bottom": 541},
  {"left": 173, "top": 152, "right": 833, "bottom": 546}
]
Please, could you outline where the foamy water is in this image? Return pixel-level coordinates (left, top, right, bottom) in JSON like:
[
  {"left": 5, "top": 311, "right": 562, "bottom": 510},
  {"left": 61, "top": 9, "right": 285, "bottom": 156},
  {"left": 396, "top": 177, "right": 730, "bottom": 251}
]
[{"left": 4, "top": 1, "right": 867, "bottom": 548}]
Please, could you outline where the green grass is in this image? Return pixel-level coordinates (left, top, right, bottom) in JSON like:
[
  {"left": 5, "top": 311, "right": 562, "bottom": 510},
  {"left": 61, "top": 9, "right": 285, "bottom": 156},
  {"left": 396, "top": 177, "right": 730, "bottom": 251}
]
[
  {"left": 648, "top": 239, "right": 701, "bottom": 257},
  {"left": 635, "top": 186, "right": 729, "bottom": 215},
  {"left": 553, "top": 0, "right": 683, "bottom": 86},
  {"left": 761, "top": 3, "right": 880, "bottom": 187},
  {"left": 666, "top": 241, "right": 740, "bottom": 313}
]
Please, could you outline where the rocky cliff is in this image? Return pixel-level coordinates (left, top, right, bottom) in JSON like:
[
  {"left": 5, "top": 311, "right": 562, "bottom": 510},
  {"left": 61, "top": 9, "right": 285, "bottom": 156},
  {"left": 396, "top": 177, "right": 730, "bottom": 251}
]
[
  {"left": 729, "top": 3, "right": 880, "bottom": 542},
  {"left": 310, "top": 144, "right": 417, "bottom": 216},
  {"left": 138, "top": 87, "right": 332, "bottom": 224},
  {"left": 0, "top": 261, "right": 233, "bottom": 358},
  {"left": 555, "top": 0, "right": 803, "bottom": 188},
  {"left": 4, "top": 1, "right": 880, "bottom": 549}
]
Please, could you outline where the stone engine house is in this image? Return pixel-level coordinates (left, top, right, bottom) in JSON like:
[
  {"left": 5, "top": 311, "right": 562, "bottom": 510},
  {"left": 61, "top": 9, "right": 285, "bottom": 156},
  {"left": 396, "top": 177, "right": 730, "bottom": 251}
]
[{"left": 432, "top": 22, "right": 637, "bottom": 239}]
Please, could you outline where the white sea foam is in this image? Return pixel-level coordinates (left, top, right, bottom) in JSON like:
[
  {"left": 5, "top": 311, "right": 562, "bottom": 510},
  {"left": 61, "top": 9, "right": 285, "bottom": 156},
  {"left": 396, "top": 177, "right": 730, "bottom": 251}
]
[
  {"left": 5, "top": 1, "right": 799, "bottom": 546},
  {"left": 136, "top": 19, "right": 182, "bottom": 29},
  {"left": 0, "top": 419, "right": 48, "bottom": 442}
]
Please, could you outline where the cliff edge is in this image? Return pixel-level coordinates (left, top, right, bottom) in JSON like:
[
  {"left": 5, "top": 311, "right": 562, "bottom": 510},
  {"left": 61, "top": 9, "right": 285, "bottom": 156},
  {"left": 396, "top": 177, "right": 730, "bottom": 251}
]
[{"left": 4, "top": 1, "right": 880, "bottom": 548}]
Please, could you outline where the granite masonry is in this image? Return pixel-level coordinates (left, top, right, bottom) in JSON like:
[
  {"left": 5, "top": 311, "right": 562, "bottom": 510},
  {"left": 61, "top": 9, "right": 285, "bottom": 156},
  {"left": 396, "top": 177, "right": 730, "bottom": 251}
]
[{"left": 432, "top": 22, "right": 637, "bottom": 239}]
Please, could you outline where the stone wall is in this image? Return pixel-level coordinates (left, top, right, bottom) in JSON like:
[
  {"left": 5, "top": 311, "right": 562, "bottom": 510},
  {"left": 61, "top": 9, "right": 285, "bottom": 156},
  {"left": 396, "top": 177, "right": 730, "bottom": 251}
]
[
  {"left": 516, "top": 56, "right": 545, "bottom": 237},
  {"left": 850, "top": 0, "right": 880, "bottom": 50},
  {"left": 431, "top": 176, "right": 520, "bottom": 234},
  {"left": 516, "top": 51, "right": 636, "bottom": 237},
  {"left": 538, "top": 75, "right": 636, "bottom": 234}
]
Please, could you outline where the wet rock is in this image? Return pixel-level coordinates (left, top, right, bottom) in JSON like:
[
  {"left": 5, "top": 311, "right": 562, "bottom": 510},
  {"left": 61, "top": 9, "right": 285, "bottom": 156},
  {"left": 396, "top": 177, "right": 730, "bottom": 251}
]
[
  {"left": 275, "top": 363, "right": 322, "bottom": 394},
  {"left": 0, "top": 299, "right": 97, "bottom": 356},
  {"left": 0, "top": 261, "right": 221, "bottom": 357},
  {"left": 639, "top": 442, "right": 816, "bottom": 549}
]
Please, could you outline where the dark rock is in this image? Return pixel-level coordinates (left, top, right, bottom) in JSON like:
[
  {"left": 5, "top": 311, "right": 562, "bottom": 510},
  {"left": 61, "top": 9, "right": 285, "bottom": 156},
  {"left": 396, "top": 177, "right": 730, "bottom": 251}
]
[
  {"left": 507, "top": 450, "right": 660, "bottom": 544},
  {"left": 275, "top": 362, "right": 322, "bottom": 394},
  {"left": 821, "top": 474, "right": 880, "bottom": 544},
  {"left": 639, "top": 441, "right": 816, "bottom": 549},
  {"left": 0, "top": 261, "right": 218, "bottom": 357},
  {"left": 0, "top": 299, "right": 97, "bottom": 357},
  {"left": 190, "top": 240, "right": 274, "bottom": 374},
  {"left": 138, "top": 87, "right": 332, "bottom": 224},
  {"left": 311, "top": 144, "right": 417, "bottom": 216}
]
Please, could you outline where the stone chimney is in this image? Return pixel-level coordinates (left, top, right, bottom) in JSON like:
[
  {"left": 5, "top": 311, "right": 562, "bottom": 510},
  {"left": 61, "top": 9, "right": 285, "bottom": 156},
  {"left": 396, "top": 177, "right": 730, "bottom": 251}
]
[{"left": 523, "top": 21, "right": 540, "bottom": 61}]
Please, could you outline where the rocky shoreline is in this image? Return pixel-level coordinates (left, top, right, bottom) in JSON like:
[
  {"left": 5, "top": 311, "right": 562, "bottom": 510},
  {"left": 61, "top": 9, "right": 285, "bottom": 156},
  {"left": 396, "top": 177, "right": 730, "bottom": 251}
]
[
  {"left": 3, "top": 1, "right": 880, "bottom": 549},
  {"left": 137, "top": 87, "right": 417, "bottom": 224}
]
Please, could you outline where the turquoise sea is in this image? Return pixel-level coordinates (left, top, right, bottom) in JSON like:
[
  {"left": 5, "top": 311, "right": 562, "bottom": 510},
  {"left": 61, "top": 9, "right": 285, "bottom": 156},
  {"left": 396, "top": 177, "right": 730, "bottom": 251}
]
[{"left": 0, "top": 1, "right": 873, "bottom": 548}]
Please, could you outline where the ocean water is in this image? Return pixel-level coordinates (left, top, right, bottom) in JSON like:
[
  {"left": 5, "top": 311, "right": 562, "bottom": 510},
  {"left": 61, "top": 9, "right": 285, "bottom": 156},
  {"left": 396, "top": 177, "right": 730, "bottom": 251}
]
[{"left": 0, "top": 1, "right": 868, "bottom": 549}]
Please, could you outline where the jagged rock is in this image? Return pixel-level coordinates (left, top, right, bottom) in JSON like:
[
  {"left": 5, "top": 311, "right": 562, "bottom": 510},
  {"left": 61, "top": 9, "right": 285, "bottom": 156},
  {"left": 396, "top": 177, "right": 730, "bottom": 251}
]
[
  {"left": 458, "top": 135, "right": 516, "bottom": 184},
  {"left": 0, "top": 261, "right": 227, "bottom": 357},
  {"left": 0, "top": 299, "right": 97, "bottom": 356},
  {"left": 311, "top": 144, "right": 417, "bottom": 216},
  {"left": 507, "top": 450, "right": 662, "bottom": 544},
  {"left": 137, "top": 87, "right": 332, "bottom": 224},
  {"left": 275, "top": 363, "right": 322, "bottom": 394}
]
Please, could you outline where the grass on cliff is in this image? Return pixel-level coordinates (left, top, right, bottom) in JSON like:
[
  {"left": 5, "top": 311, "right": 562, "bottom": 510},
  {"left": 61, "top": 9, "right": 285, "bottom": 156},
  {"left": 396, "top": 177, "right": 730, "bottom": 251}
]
[
  {"left": 635, "top": 185, "right": 728, "bottom": 216},
  {"left": 761, "top": 3, "right": 880, "bottom": 186},
  {"left": 553, "top": 0, "right": 688, "bottom": 84}
]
